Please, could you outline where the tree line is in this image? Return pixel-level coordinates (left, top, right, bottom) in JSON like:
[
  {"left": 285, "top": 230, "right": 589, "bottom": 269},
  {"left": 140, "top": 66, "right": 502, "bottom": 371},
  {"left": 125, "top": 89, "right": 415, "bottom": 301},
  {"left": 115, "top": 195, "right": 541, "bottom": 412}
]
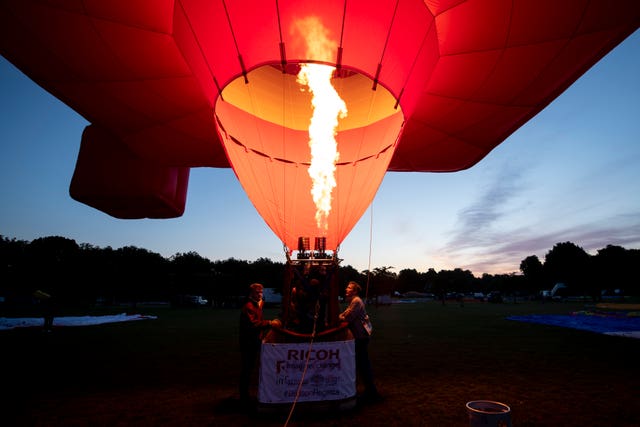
[{"left": 1, "top": 235, "right": 638, "bottom": 310}]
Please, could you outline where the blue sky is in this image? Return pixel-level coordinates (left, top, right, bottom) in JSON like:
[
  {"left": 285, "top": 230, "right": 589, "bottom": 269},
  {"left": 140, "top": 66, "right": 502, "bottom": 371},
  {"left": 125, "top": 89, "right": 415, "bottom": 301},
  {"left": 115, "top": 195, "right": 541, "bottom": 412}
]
[{"left": 1, "top": 31, "right": 638, "bottom": 276}]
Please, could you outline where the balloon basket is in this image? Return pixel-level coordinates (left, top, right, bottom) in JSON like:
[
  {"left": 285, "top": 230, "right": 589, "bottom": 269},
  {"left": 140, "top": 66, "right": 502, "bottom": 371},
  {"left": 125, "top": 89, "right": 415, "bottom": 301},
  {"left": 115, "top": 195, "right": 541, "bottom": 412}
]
[
  {"left": 466, "top": 400, "right": 512, "bottom": 427},
  {"left": 256, "top": 325, "right": 357, "bottom": 415}
]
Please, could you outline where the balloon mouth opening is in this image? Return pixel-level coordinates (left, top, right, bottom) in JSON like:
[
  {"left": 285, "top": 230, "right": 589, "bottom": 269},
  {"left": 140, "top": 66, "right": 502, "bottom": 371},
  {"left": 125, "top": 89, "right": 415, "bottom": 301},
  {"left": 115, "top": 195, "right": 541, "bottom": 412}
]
[{"left": 214, "top": 62, "right": 403, "bottom": 164}]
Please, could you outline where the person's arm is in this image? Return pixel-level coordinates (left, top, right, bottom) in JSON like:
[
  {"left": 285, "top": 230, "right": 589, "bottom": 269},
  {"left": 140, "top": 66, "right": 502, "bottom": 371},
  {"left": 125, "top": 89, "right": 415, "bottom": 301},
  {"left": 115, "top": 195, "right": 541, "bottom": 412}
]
[
  {"left": 244, "top": 303, "right": 272, "bottom": 329},
  {"left": 339, "top": 297, "right": 363, "bottom": 323},
  {"left": 245, "top": 302, "right": 280, "bottom": 329}
]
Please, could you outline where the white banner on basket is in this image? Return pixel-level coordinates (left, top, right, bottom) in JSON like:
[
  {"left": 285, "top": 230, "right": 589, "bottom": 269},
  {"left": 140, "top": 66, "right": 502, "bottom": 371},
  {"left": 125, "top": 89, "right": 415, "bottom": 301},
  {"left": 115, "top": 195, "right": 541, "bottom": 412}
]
[{"left": 258, "top": 340, "right": 356, "bottom": 403}]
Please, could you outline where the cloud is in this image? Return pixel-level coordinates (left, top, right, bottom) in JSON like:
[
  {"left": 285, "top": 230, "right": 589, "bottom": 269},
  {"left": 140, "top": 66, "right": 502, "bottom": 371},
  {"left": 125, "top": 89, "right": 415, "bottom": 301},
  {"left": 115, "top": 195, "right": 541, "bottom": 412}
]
[
  {"left": 545, "top": 213, "right": 640, "bottom": 253},
  {"left": 446, "top": 163, "right": 526, "bottom": 250},
  {"left": 433, "top": 152, "right": 640, "bottom": 275},
  {"left": 451, "top": 212, "right": 640, "bottom": 275}
]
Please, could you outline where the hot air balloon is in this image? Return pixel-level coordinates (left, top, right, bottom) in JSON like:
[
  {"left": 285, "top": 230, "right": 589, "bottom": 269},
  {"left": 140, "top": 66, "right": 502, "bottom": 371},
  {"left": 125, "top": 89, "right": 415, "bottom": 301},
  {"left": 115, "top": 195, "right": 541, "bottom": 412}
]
[{"left": 1, "top": 0, "right": 638, "bottom": 409}]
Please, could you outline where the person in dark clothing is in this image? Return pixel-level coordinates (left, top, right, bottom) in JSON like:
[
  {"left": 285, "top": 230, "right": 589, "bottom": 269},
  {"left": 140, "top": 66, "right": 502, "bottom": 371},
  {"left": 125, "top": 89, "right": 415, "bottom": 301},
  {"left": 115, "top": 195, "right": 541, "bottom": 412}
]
[
  {"left": 238, "top": 283, "right": 281, "bottom": 403},
  {"left": 33, "top": 290, "right": 54, "bottom": 332},
  {"left": 339, "top": 281, "right": 382, "bottom": 403}
]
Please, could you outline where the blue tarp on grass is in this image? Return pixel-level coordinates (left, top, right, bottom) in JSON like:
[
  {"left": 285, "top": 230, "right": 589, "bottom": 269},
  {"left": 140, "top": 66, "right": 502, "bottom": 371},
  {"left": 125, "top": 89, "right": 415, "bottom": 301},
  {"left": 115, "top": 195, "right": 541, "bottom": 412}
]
[{"left": 507, "top": 313, "right": 640, "bottom": 339}]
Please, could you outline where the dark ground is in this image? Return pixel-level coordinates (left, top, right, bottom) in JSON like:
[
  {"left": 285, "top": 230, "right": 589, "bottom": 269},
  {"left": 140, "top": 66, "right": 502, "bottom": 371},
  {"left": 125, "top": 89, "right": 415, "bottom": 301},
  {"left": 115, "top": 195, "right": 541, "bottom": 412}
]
[{"left": 1, "top": 301, "right": 639, "bottom": 426}]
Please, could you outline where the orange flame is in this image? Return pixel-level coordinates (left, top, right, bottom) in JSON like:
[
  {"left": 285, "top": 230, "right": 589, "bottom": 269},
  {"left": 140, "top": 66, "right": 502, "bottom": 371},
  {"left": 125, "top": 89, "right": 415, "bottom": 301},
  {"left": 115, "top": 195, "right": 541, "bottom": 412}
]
[{"left": 295, "top": 17, "right": 348, "bottom": 232}]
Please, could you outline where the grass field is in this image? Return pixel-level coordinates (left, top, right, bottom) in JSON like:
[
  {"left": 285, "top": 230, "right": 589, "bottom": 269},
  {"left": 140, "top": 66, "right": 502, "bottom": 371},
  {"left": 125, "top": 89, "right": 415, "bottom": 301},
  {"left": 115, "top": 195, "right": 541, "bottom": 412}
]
[{"left": 1, "top": 301, "right": 638, "bottom": 426}]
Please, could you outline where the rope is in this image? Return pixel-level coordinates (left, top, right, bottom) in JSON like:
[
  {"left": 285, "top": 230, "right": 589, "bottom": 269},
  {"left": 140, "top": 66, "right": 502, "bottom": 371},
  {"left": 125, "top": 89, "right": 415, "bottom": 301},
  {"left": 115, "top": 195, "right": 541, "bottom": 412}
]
[
  {"left": 283, "top": 300, "right": 321, "bottom": 427},
  {"left": 365, "top": 201, "right": 373, "bottom": 301}
]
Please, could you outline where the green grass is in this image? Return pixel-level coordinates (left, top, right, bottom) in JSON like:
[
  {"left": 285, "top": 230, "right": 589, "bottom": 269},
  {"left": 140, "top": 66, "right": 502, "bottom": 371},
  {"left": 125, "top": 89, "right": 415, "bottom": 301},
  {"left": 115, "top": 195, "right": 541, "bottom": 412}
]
[{"left": 1, "top": 301, "right": 638, "bottom": 426}]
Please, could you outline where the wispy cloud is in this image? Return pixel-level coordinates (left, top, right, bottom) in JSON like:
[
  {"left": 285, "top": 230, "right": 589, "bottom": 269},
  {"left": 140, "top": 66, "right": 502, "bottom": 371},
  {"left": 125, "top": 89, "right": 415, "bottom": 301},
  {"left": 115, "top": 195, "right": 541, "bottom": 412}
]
[
  {"left": 447, "top": 163, "right": 526, "bottom": 250},
  {"left": 432, "top": 153, "right": 640, "bottom": 275},
  {"left": 449, "top": 212, "right": 640, "bottom": 275}
]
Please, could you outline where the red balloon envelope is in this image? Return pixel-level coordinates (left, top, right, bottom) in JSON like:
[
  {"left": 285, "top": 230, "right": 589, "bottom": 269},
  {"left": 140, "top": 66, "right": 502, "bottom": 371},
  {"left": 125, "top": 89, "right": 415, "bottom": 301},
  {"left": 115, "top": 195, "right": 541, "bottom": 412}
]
[{"left": 1, "top": 0, "right": 638, "bottom": 251}]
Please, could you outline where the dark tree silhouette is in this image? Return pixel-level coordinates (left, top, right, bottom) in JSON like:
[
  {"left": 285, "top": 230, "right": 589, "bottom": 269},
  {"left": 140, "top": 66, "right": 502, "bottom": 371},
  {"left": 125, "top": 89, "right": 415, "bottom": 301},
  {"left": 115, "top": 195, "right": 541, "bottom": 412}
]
[
  {"left": 593, "top": 245, "right": 637, "bottom": 298},
  {"left": 397, "top": 268, "right": 423, "bottom": 294},
  {"left": 2, "top": 234, "right": 639, "bottom": 311},
  {"left": 27, "top": 236, "right": 80, "bottom": 304},
  {"left": 520, "top": 255, "right": 547, "bottom": 293},
  {"left": 544, "top": 242, "right": 591, "bottom": 298}
]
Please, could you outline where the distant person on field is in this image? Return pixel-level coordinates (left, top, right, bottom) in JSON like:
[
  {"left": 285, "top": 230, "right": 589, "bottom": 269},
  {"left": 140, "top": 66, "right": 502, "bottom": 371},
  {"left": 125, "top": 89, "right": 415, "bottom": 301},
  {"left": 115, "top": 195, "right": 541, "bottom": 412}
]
[
  {"left": 339, "top": 281, "right": 381, "bottom": 403},
  {"left": 238, "top": 282, "right": 281, "bottom": 404},
  {"left": 33, "top": 289, "right": 54, "bottom": 333}
]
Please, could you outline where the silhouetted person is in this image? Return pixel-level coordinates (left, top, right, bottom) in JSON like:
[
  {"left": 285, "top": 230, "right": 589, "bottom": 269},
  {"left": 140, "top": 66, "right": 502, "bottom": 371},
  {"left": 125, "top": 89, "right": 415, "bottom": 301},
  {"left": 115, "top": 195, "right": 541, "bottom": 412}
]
[
  {"left": 339, "top": 281, "right": 381, "bottom": 403},
  {"left": 288, "top": 277, "right": 328, "bottom": 334},
  {"left": 238, "top": 283, "right": 280, "bottom": 404},
  {"left": 33, "top": 290, "right": 54, "bottom": 333}
]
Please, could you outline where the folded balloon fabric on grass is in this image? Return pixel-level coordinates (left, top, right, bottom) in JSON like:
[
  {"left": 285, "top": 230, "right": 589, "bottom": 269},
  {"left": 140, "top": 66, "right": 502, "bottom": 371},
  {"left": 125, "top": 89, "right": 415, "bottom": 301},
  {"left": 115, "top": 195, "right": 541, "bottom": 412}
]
[
  {"left": 508, "top": 311, "right": 640, "bottom": 339},
  {"left": 0, "top": 313, "right": 157, "bottom": 331},
  {"left": 4, "top": 310, "right": 638, "bottom": 338}
]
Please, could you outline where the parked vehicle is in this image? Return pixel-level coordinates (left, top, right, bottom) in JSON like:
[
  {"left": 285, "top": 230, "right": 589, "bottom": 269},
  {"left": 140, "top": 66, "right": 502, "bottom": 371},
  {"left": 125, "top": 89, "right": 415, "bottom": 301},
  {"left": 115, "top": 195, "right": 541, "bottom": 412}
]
[{"left": 185, "top": 295, "right": 208, "bottom": 306}]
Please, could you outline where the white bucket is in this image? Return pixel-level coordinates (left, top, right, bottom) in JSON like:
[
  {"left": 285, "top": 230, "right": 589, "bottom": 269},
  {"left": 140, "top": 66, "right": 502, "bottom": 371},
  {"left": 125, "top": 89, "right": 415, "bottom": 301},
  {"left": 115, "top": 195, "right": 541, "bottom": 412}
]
[{"left": 466, "top": 400, "right": 512, "bottom": 427}]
